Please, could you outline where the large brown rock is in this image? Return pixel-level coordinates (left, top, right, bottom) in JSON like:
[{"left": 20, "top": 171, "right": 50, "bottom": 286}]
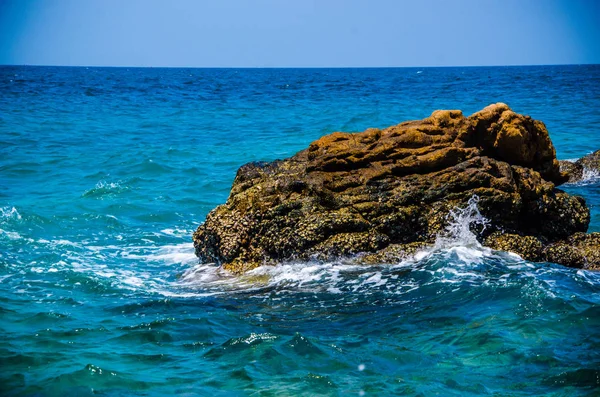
[{"left": 193, "top": 104, "right": 593, "bottom": 273}]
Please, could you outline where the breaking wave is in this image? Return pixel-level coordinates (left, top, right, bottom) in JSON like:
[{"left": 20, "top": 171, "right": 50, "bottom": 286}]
[{"left": 175, "top": 196, "right": 600, "bottom": 300}]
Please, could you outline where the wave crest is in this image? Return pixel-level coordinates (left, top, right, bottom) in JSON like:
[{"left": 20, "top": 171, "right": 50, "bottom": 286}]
[{"left": 82, "top": 180, "right": 129, "bottom": 198}]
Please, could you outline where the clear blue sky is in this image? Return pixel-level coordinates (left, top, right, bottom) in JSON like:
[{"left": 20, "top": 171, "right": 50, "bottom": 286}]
[{"left": 0, "top": 0, "right": 598, "bottom": 67}]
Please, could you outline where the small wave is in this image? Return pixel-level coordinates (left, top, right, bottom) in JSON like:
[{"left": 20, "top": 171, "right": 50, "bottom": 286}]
[
  {"left": 203, "top": 332, "right": 279, "bottom": 360},
  {"left": 0, "top": 207, "right": 31, "bottom": 241},
  {"left": 70, "top": 242, "right": 197, "bottom": 295},
  {"left": 133, "top": 159, "right": 175, "bottom": 175},
  {"left": 43, "top": 363, "right": 155, "bottom": 392},
  {"left": 82, "top": 180, "right": 129, "bottom": 198},
  {"left": 178, "top": 245, "right": 502, "bottom": 296},
  {"left": 177, "top": 249, "right": 516, "bottom": 299},
  {"left": 2, "top": 229, "right": 202, "bottom": 297},
  {"left": 181, "top": 196, "right": 496, "bottom": 293},
  {"left": 0, "top": 206, "right": 22, "bottom": 221}
]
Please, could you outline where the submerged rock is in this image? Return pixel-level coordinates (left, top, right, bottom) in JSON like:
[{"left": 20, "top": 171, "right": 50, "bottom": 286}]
[{"left": 193, "top": 103, "right": 597, "bottom": 273}]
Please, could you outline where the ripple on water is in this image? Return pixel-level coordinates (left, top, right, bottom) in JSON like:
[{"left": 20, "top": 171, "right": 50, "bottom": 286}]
[
  {"left": 41, "top": 364, "right": 156, "bottom": 395},
  {"left": 111, "top": 329, "right": 175, "bottom": 345}
]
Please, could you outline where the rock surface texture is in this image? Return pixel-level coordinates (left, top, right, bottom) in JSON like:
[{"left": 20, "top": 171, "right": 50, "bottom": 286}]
[{"left": 194, "top": 104, "right": 598, "bottom": 273}]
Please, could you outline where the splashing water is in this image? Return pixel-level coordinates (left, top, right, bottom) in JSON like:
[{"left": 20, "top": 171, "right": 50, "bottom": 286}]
[
  {"left": 434, "top": 195, "right": 489, "bottom": 250},
  {"left": 582, "top": 166, "right": 600, "bottom": 183},
  {"left": 177, "top": 195, "right": 499, "bottom": 293}
]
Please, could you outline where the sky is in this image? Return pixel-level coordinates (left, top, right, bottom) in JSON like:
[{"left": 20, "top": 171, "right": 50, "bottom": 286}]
[{"left": 0, "top": 0, "right": 599, "bottom": 67}]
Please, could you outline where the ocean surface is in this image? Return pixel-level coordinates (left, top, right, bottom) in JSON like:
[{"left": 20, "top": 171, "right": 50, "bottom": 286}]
[{"left": 1, "top": 65, "right": 599, "bottom": 396}]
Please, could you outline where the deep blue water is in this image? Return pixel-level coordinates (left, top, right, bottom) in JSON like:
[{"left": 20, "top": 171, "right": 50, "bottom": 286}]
[{"left": 1, "top": 65, "right": 599, "bottom": 396}]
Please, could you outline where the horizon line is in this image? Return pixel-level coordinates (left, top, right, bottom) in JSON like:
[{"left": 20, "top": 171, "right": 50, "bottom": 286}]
[{"left": 1, "top": 62, "right": 598, "bottom": 69}]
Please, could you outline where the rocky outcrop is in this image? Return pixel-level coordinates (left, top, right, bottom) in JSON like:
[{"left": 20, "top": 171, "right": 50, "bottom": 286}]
[
  {"left": 559, "top": 150, "right": 600, "bottom": 183},
  {"left": 193, "top": 103, "right": 597, "bottom": 273}
]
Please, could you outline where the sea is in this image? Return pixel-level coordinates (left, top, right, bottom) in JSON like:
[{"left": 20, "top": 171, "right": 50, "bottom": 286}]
[{"left": 1, "top": 65, "right": 599, "bottom": 396}]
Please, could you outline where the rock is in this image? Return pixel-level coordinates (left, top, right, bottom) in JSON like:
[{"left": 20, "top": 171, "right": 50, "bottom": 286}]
[
  {"left": 193, "top": 103, "right": 592, "bottom": 273},
  {"left": 484, "top": 232, "right": 543, "bottom": 261},
  {"left": 359, "top": 242, "right": 431, "bottom": 264},
  {"left": 558, "top": 160, "right": 583, "bottom": 183},
  {"left": 558, "top": 150, "right": 600, "bottom": 183},
  {"left": 577, "top": 149, "right": 600, "bottom": 173},
  {"left": 543, "top": 233, "right": 600, "bottom": 270}
]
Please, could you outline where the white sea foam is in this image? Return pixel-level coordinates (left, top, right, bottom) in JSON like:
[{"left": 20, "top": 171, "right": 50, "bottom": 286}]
[
  {"left": 160, "top": 228, "right": 193, "bottom": 237},
  {"left": 70, "top": 242, "right": 199, "bottom": 295},
  {"left": 11, "top": 193, "right": 594, "bottom": 301},
  {"left": 53, "top": 239, "right": 81, "bottom": 248},
  {"left": 3, "top": 230, "right": 205, "bottom": 297},
  {"left": 118, "top": 243, "right": 197, "bottom": 266},
  {"left": 177, "top": 258, "right": 381, "bottom": 295},
  {"left": 0, "top": 228, "right": 22, "bottom": 240},
  {"left": 140, "top": 243, "right": 197, "bottom": 266}
]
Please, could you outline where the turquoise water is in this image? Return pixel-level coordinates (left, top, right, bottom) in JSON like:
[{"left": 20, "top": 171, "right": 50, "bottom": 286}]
[{"left": 1, "top": 65, "right": 599, "bottom": 396}]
